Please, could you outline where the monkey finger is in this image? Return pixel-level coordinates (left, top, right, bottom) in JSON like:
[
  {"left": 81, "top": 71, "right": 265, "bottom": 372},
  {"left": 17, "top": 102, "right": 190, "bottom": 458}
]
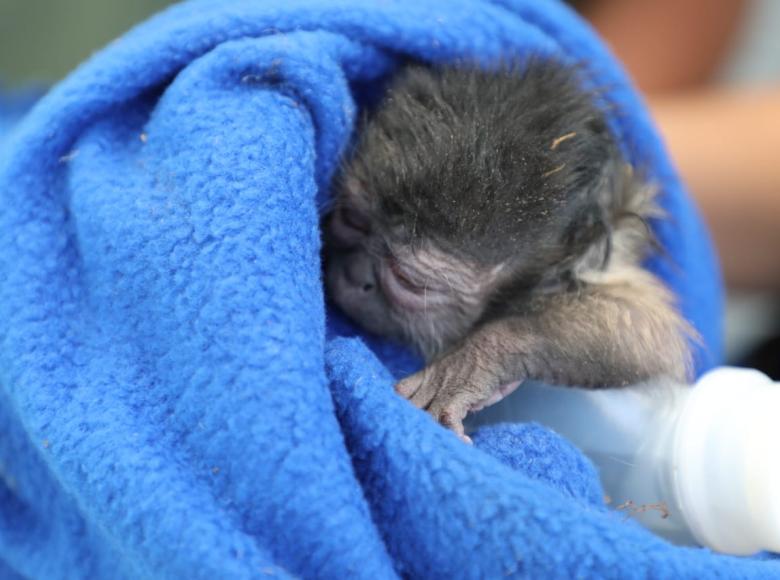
[
  {"left": 429, "top": 390, "right": 477, "bottom": 436},
  {"left": 395, "top": 372, "right": 424, "bottom": 399},
  {"left": 408, "top": 377, "right": 441, "bottom": 410},
  {"left": 397, "top": 366, "right": 447, "bottom": 409},
  {"left": 438, "top": 407, "right": 472, "bottom": 444},
  {"left": 441, "top": 416, "right": 473, "bottom": 445}
]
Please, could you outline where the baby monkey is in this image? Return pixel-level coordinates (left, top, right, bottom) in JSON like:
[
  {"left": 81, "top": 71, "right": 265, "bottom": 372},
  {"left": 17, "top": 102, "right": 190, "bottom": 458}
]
[{"left": 324, "top": 59, "right": 691, "bottom": 440}]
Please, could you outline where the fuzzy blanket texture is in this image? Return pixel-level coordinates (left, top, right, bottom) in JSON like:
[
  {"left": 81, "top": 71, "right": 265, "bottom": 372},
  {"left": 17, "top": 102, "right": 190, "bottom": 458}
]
[{"left": 1, "top": 0, "right": 774, "bottom": 578}]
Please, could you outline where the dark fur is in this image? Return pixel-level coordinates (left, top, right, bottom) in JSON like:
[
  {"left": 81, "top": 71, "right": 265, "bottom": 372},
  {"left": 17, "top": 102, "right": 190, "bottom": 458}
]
[
  {"left": 325, "top": 60, "right": 692, "bottom": 439},
  {"left": 345, "top": 61, "right": 617, "bottom": 274}
]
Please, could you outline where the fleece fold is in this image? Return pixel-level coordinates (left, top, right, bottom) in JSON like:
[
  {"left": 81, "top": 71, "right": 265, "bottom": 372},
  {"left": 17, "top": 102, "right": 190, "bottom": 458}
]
[{"left": 2, "top": 0, "right": 767, "bottom": 578}]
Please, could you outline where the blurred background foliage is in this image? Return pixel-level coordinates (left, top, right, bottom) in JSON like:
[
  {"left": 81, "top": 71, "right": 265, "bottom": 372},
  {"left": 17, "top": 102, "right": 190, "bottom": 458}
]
[{"left": 0, "top": 0, "right": 175, "bottom": 85}]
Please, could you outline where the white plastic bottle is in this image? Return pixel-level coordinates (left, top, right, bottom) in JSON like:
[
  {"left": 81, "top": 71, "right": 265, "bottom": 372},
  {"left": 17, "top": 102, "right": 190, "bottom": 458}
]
[{"left": 467, "top": 367, "right": 780, "bottom": 555}]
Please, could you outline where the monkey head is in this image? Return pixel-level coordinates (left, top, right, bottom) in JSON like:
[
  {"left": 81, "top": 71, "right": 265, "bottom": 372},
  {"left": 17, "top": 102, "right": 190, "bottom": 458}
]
[{"left": 324, "top": 60, "right": 624, "bottom": 360}]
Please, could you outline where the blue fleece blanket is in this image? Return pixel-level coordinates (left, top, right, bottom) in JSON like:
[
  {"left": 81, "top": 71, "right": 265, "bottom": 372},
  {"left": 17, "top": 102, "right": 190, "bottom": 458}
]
[{"left": 1, "top": 0, "right": 775, "bottom": 578}]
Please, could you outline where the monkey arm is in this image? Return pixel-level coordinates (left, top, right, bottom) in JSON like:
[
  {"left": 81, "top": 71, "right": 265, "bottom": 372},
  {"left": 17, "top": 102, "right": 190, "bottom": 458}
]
[{"left": 396, "top": 266, "right": 692, "bottom": 439}]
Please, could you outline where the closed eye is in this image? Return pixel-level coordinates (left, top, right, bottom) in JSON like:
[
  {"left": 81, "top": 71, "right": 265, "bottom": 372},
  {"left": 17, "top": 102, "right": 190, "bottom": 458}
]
[
  {"left": 339, "top": 206, "right": 370, "bottom": 234},
  {"left": 328, "top": 206, "right": 371, "bottom": 247},
  {"left": 380, "top": 252, "right": 453, "bottom": 311},
  {"left": 387, "top": 255, "right": 424, "bottom": 293}
]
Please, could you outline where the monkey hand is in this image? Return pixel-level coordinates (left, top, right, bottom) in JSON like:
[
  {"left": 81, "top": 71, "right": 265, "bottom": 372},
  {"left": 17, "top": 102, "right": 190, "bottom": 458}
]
[{"left": 395, "top": 347, "right": 523, "bottom": 444}]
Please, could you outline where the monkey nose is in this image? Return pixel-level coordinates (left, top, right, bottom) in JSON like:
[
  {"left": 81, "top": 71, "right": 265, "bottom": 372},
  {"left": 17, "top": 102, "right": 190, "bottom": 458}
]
[{"left": 344, "top": 252, "right": 376, "bottom": 293}]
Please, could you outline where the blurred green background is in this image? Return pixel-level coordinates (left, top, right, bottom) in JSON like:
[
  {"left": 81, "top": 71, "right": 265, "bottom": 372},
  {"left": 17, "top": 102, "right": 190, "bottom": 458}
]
[
  {"left": 4, "top": 0, "right": 779, "bottom": 88},
  {"left": 0, "top": 0, "right": 175, "bottom": 86}
]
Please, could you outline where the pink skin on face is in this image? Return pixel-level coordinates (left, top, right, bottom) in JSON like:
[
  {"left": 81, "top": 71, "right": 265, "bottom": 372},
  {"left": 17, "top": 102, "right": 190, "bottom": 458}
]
[{"left": 330, "top": 206, "right": 451, "bottom": 313}]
